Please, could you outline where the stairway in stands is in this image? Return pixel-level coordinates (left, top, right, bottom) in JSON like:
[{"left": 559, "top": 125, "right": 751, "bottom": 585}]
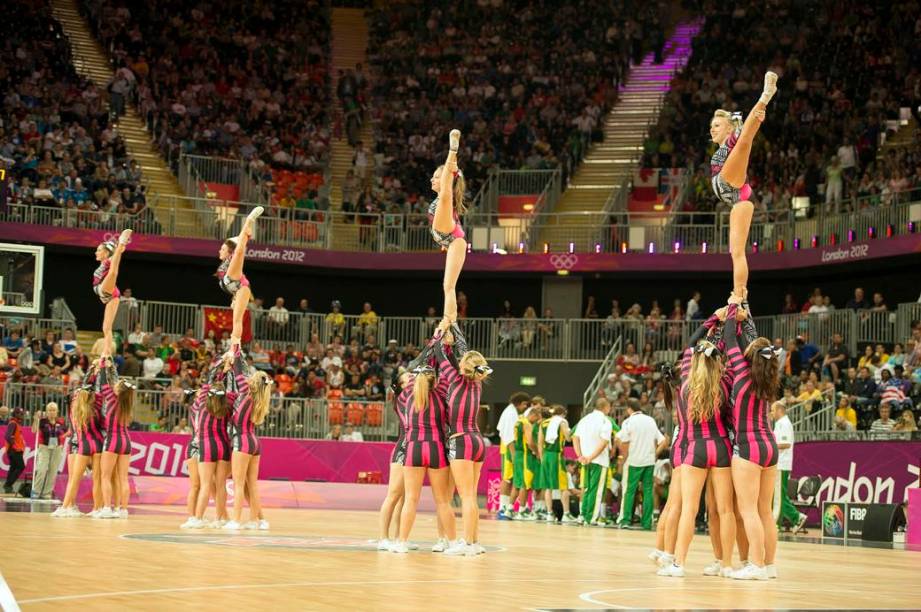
[
  {"left": 50, "top": 0, "right": 199, "bottom": 237},
  {"left": 539, "top": 18, "right": 703, "bottom": 251},
  {"left": 327, "top": 7, "right": 373, "bottom": 250}
]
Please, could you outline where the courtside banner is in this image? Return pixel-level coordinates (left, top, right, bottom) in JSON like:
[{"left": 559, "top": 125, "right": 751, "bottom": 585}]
[{"left": 3, "top": 223, "right": 920, "bottom": 273}]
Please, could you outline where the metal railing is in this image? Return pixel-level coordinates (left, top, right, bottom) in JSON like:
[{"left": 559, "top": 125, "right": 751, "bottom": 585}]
[
  {"left": 583, "top": 336, "right": 623, "bottom": 410},
  {"left": 0, "top": 316, "right": 78, "bottom": 339},
  {"left": 469, "top": 168, "right": 562, "bottom": 217},
  {"left": 0, "top": 381, "right": 394, "bottom": 441},
  {"left": 798, "top": 430, "right": 920, "bottom": 442},
  {"left": 787, "top": 387, "right": 836, "bottom": 432}
]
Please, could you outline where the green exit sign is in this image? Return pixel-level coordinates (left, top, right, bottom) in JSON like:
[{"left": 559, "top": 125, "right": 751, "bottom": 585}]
[{"left": 520, "top": 376, "right": 537, "bottom": 387}]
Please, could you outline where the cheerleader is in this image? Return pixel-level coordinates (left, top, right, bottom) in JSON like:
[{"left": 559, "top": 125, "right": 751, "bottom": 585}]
[
  {"left": 223, "top": 347, "right": 272, "bottom": 530},
  {"left": 434, "top": 324, "right": 491, "bottom": 556},
  {"left": 709, "top": 71, "right": 778, "bottom": 298},
  {"left": 650, "top": 365, "right": 681, "bottom": 565},
  {"left": 92, "top": 229, "right": 132, "bottom": 357},
  {"left": 54, "top": 366, "right": 105, "bottom": 517},
  {"left": 721, "top": 299, "right": 780, "bottom": 580},
  {"left": 378, "top": 371, "right": 412, "bottom": 551},
  {"left": 96, "top": 356, "right": 134, "bottom": 519},
  {"left": 539, "top": 405, "right": 571, "bottom": 522},
  {"left": 181, "top": 388, "right": 202, "bottom": 528},
  {"left": 391, "top": 365, "right": 458, "bottom": 554},
  {"left": 658, "top": 312, "right": 736, "bottom": 578},
  {"left": 186, "top": 359, "right": 232, "bottom": 528},
  {"left": 216, "top": 206, "right": 264, "bottom": 349},
  {"left": 429, "top": 129, "right": 467, "bottom": 329}
]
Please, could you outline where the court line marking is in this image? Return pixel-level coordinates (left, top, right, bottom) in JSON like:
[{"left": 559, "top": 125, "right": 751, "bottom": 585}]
[
  {"left": 0, "top": 571, "right": 21, "bottom": 612},
  {"left": 578, "top": 586, "right": 914, "bottom": 609},
  {"left": 19, "top": 577, "right": 609, "bottom": 604}
]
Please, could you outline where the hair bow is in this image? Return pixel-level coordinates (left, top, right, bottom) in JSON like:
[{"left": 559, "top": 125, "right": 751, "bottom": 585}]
[
  {"left": 474, "top": 365, "right": 493, "bottom": 376},
  {"left": 208, "top": 389, "right": 226, "bottom": 397},
  {"left": 453, "top": 169, "right": 464, "bottom": 179},
  {"left": 101, "top": 240, "right": 116, "bottom": 253},
  {"left": 264, "top": 378, "right": 275, "bottom": 387},
  {"left": 694, "top": 343, "right": 720, "bottom": 358},
  {"left": 412, "top": 364, "right": 435, "bottom": 376},
  {"left": 731, "top": 111, "right": 743, "bottom": 123},
  {"left": 758, "top": 346, "right": 783, "bottom": 360},
  {"left": 659, "top": 364, "right": 675, "bottom": 381},
  {"left": 121, "top": 381, "right": 137, "bottom": 390}
]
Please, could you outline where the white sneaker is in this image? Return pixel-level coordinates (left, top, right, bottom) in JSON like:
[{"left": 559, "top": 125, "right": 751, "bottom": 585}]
[
  {"left": 703, "top": 560, "right": 723, "bottom": 576},
  {"left": 258, "top": 519, "right": 270, "bottom": 531},
  {"left": 407, "top": 542, "right": 419, "bottom": 550},
  {"left": 246, "top": 206, "right": 264, "bottom": 223},
  {"left": 431, "top": 537, "right": 449, "bottom": 553},
  {"left": 390, "top": 541, "right": 409, "bottom": 554},
  {"left": 222, "top": 520, "right": 242, "bottom": 530},
  {"left": 760, "top": 71, "right": 778, "bottom": 105},
  {"left": 377, "top": 539, "right": 391, "bottom": 551},
  {"left": 118, "top": 509, "right": 129, "bottom": 519},
  {"left": 543, "top": 512, "right": 556, "bottom": 523},
  {"left": 180, "top": 517, "right": 200, "bottom": 529},
  {"left": 443, "top": 539, "right": 469, "bottom": 556},
  {"left": 209, "top": 519, "right": 226, "bottom": 529},
  {"left": 720, "top": 566, "right": 735, "bottom": 578},
  {"left": 732, "top": 563, "right": 769, "bottom": 581},
  {"left": 648, "top": 549, "right": 664, "bottom": 564},
  {"left": 94, "top": 507, "right": 118, "bottom": 519},
  {"left": 88, "top": 509, "right": 101, "bottom": 519},
  {"left": 66, "top": 506, "right": 83, "bottom": 518},
  {"left": 794, "top": 513, "right": 808, "bottom": 533},
  {"left": 449, "top": 129, "right": 461, "bottom": 152},
  {"left": 472, "top": 543, "right": 486, "bottom": 555},
  {"left": 657, "top": 563, "right": 685, "bottom": 578},
  {"left": 242, "top": 521, "right": 258, "bottom": 530},
  {"left": 118, "top": 228, "right": 133, "bottom": 245},
  {"left": 766, "top": 564, "right": 778, "bottom": 579},
  {"left": 51, "top": 506, "right": 69, "bottom": 518},
  {"left": 658, "top": 554, "right": 675, "bottom": 568},
  {"left": 561, "top": 513, "right": 578, "bottom": 524}
]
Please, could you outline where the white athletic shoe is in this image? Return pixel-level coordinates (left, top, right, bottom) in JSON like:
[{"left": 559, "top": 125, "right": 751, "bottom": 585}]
[
  {"left": 67, "top": 506, "right": 84, "bottom": 518},
  {"left": 209, "top": 519, "right": 227, "bottom": 529},
  {"left": 222, "top": 520, "right": 242, "bottom": 530},
  {"left": 543, "top": 512, "right": 556, "bottom": 523},
  {"left": 242, "top": 521, "right": 259, "bottom": 530},
  {"left": 471, "top": 543, "right": 486, "bottom": 555},
  {"left": 794, "top": 512, "right": 808, "bottom": 533},
  {"left": 377, "top": 539, "right": 391, "bottom": 551},
  {"left": 431, "top": 537, "right": 449, "bottom": 553},
  {"left": 720, "top": 566, "right": 735, "bottom": 578},
  {"left": 118, "top": 228, "right": 133, "bottom": 245},
  {"left": 94, "top": 507, "right": 118, "bottom": 519},
  {"left": 390, "top": 541, "right": 409, "bottom": 554},
  {"left": 443, "top": 539, "right": 469, "bottom": 556},
  {"left": 561, "top": 513, "right": 578, "bottom": 524},
  {"left": 258, "top": 519, "right": 270, "bottom": 531},
  {"left": 731, "top": 563, "right": 769, "bottom": 581},
  {"left": 766, "top": 564, "right": 778, "bottom": 579},
  {"left": 760, "top": 71, "right": 778, "bottom": 105},
  {"left": 88, "top": 509, "right": 101, "bottom": 519},
  {"left": 449, "top": 129, "right": 461, "bottom": 152},
  {"left": 648, "top": 549, "right": 664, "bottom": 564},
  {"left": 657, "top": 563, "right": 686, "bottom": 578},
  {"left": 118, "top": 509, "right": 129, "bottom": 519},
  {"left": 51, "top": 506, "right": 70, "bottom": 518},
  {"left": 180, "top": 517, "right": 199, "bottom": 529},
  {"left": 246, "top": 206, "right": 265, "bottom": 223},
  {"left": 703, "top": 560, "right": 723, "bottom": 576},
  {"left": 407, "top": 542, "right": 419, "bottom": 551}
]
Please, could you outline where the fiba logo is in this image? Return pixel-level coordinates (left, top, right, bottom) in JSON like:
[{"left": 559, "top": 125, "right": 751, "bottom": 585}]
[
  {"left": 548, "top": 253, "right": 578, "bottom": 270},
  {"left": 822, "top": 503, "right": 845, "bottom": 537}
]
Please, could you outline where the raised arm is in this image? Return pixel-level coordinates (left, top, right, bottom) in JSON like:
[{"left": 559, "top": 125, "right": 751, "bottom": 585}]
[
  {"left": 740, "top": 300, "right": 758, "bottom": 346},
  {"left": 407, "top": 340, "right": 437, "bottom": 373}
]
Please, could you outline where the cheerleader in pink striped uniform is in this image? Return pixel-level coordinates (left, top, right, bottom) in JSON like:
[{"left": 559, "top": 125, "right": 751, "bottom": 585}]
[
  {"left": 391, "top": 364, "right": 458, "bottom": 554},
  {"left": 181, "top": 387, "right": 204, "bottom": 527},
  {"left": 55, "top": 365, "right": 105, "bottom": 517},
  {"left": 92, "top": 229, "right": 132, "bottom": 357},
  {"left": 721, "top": 299, "right": 780, "bottom": 581},
  {"left": 377, "top": 371, "right": 413, "bottom": 550},
  {"left": 223, "top": 346, "right": 272, "bottom": 530},
  {"left": 96, "top": 357, "right": 135, "bottom": 519},
  {"left": 429, "top": 129, "right": 467, "bottom": 331},
  {"left": 434, "top": 323, "right": 491, "bottom": 556},
  {"left": 216, "top": 206, "right": 264, "bottom": 350}
]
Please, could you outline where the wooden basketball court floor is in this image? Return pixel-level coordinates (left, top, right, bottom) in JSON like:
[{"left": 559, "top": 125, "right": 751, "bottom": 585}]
[{"left": 1, "top": 503, "right": 918, "bottom": 610}]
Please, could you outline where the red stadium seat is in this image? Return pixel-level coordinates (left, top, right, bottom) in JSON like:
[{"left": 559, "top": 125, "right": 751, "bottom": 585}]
[
  {"left": 365, "top": 403, "right": 383, "bottom": 426},
  {"left": 346, "top": 403, "right": 364, "bottom": 426}
]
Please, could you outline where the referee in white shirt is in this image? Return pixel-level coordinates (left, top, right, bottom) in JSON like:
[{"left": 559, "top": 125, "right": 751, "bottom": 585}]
[
  {"left": 616, "top": 401, "right": 667, "bottom": 530},
  {"left": 771, "top": 401, "right": 806, "bottom": 531},
  {"left": 497, "top": 392, "right": 530, "bottom": 519},
  {"left": 573, "top": 398, "right": 613, "bottom": 524}
]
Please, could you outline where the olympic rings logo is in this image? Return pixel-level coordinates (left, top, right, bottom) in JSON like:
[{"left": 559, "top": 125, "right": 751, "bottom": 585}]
[
  {"left": 549, "top": 253, "right": 578, "bottom": 270},
  {"left": 101, "top": 232, "right": 133, "bottom": 245}
]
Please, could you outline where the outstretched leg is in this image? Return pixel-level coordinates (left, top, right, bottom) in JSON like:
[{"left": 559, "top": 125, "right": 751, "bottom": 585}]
[
  {"left": 433, "top": 130, "right": 460, "bottom": 234},
  {"left": 441, "top": 239, "right": 467, "bottom": 324},
  {"left": 720, "top": 72, "right": 776, "bottom": 188},
  {"left": 729, "top": 201, "right": 754, "bottom": 297}
]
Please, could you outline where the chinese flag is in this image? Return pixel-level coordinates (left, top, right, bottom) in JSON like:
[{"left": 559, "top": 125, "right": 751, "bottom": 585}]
[{"left": 203, "top": 307, "right": 252, "bottom": 343}]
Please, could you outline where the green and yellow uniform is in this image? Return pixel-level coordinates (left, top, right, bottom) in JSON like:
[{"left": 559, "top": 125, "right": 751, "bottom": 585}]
[
  {"left": 529, "top": 418, "right": 544, "bottom": 489},
  {"left": 512, "top": 416, "right": 535, "bottom": 489},
  {"left": 539, "top": 417, "right": 567, "bottom": 491}
]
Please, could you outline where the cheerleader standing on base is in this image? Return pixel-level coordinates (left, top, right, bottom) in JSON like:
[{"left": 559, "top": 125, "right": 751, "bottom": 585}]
[
  {"left": 92, "top": 230, "right": 132, "bottom": 357},
  {"left": 96, "top": 357, "right": 134, "bottom": 519},
  {"left": 216, "top": 206, "right": 264, "bottom": 349},
  {"left": 435, "top": 324, "right": 491, "bottom": 556},
  {"left": 223, "top": 347, "right": 272, "bottom": 530},
  {"left": 429, "top": 130, "right": 467, "bottom": 329}
]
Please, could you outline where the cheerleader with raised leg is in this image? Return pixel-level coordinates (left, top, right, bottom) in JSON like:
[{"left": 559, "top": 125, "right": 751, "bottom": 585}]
[
  {"left": 216, "top": 206, "right": 264, "bottom": 349},
  {"left": 429, "top": 130, "right": 467, "bottom": 330},
  {"left": 92, "top": 230, "right": 132, "bottom": 357}
]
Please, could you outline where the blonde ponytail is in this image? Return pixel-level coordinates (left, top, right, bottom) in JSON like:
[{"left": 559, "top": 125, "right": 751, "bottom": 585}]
[
  {"left": 436, "top": 164, "right": 467, "bottom": 216},
  {"left": 713, "top": 109, "right": 743, "bottom": 131},
  {"left": 248, "top": 371, "right": 272, "bottom": 425},
  {"left": 114, "top": 380, "right": 135, "bottom": 426},
  {"left": 688, "top": 342, "right": 722, "bottom": 423},
  {"left": 73, "top": 389, "right": 95, "bottom": 428},
  {"left": 413, "top": 372, "right": 434, "bottom": 411}
]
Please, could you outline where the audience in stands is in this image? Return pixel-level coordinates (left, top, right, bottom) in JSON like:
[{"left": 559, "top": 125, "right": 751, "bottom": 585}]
[{"left": 0, "top": 0, "right": 150, "bottom": 230}]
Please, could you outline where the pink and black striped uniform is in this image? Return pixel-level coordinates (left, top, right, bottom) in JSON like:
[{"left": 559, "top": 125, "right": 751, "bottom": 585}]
[
  {"left": 196, "top": 359, "right": 232, "bottom": 463},
  {"left": 404, "top": 370, "right": 449, "bottom": 470},
  {"left": 673, "top": 318, "right": 733, "bottom": 469},
  {"left": 216, "top": 258, "right": 250, "bottom": 297},
  {"left": 390, "top": 383, "right": 412, "bottom": 465},
  {"left": 98, "top": 363, "right": 131, "bottom": 454},
  {"left": 72, "top": 370, "right": 104, "bottom": 456},
  {"left": 226, "top": 348, "right": 261, "bottom": 456},
  {"left": 187, "top": 387, "right": 206, "bottom": 461},
  {"left": 722, "top": 303, "right": 778, "bottom": 467},
  {"left": 710, "top": 126, "right": 753, "bottom": 205},
  {"left": 434, "top": 342, "right": 485, "bottom": 462},
  {"left": 92, "top": 258, "right": 121, "bottom": 304}
]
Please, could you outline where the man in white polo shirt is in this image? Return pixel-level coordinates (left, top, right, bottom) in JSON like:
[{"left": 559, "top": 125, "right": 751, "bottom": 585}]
[
  {"left": 617, "top": 400, "right": 667, "bottom": 530},
  {"left": 772, "top": 401, "right": 807, "bottom": 532},
  {"left": 573, "top": 398, "right": 613, "bottom": 525},
  {"left": 497, "top": 392, "right": 531, "bottom": 519}
]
